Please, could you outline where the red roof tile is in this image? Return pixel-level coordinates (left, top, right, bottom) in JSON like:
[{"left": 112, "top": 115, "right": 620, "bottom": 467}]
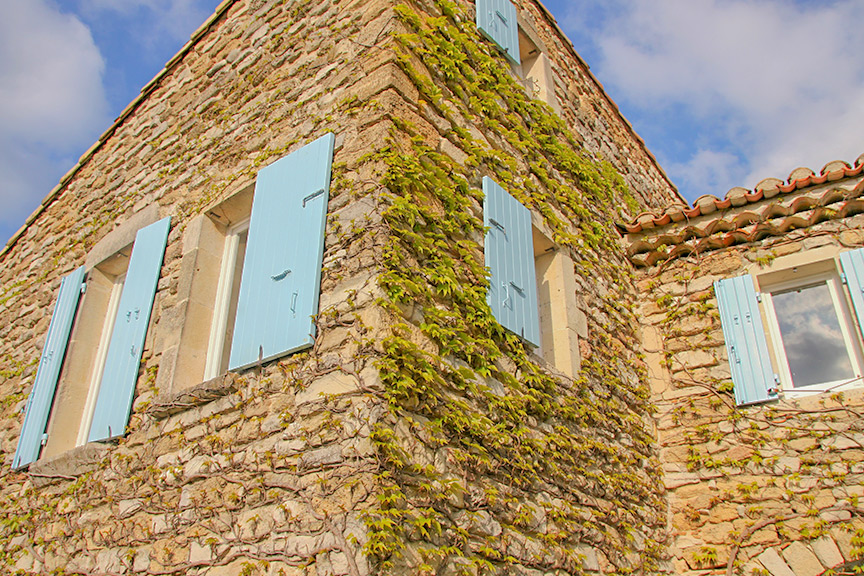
[{"left": 619, "top": 153, "right": 864, "bottom": 234}]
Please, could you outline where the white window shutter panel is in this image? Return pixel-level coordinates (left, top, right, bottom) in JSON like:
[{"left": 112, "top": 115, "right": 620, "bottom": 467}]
[
  {"left": 228, "top": 133, "right": 335, "bottom": 371},
  {"left": 484, "top": 176, "right": 540, "bottom": 346},
  {"left": 476, "top": 0, "right": 521, "bottom": 65},
  {"left": 840, "top": 248, "right": 864, "bottom": 338},
  {"left": 714, "top": 275, "right": 777, "bottom": 406},
  {"left": 88, "top": 217, "right": 171, "bottom": 442},
  {"left": 13, "top": 266, "right": 86, "bottom": 468}
]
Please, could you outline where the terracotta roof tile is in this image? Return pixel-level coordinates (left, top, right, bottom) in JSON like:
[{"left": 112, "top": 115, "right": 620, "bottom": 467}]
[
  {"left": 628, "top": 176, "right": 864, "bottom": 267},
  {"left": 619, "top": 153, "right": 864, "bottom": 234}
]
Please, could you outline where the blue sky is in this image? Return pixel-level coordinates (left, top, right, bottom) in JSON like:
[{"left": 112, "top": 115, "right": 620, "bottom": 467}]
[{"left": 1, "top": 0, "right": 862, "bottom": 245}]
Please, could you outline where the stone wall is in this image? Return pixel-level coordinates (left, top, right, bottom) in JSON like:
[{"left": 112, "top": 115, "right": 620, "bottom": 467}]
[
  {"left": 0, "top": 0, "right": 681, "bottom": 574},
  {"left": 636, "top": 172, "right": 864, "bottom": 575},
  {"left": 0, "top": 0, "right": 406, "bottom": 573},
  {"left": 357, "top": 0, "right": 679, "bottom": 573}
]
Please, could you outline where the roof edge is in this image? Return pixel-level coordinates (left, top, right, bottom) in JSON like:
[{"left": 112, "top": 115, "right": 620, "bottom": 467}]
[
  {"left": 530, "top": 0, "right": 685, "bottom": 206},
  {"left": 619, "top": 153, "right": 864, "bottom": 235},
  {"left": 0, "top": 0, "right": 238, "bottom": 262}
]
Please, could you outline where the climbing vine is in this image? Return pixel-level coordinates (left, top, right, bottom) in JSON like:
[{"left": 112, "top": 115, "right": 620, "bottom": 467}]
[
  {"left": 362, "top": 1, "right": 667, "bottom": 574},
  {"left": 645, "top": 249, "right": 864, "bottom": 574}
]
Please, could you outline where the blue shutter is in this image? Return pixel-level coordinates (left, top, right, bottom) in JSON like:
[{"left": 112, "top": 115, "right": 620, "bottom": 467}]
[
  {"left": 840, "top": 248, "right": 864, "bottom": 337},
  {"left": 484, "top": 176, "right": 540, "bottom": 346},
  {"left": 12, "top": 266, "right": 86, "bottom": 469},
  {"left": 476, "top": 0, "right": 521, "bottom": 65},
  {"left": 228, "top": 133, "right": 335, "bottom": 371},
  {"left": 88, "top": 217, "right": 171, "bottom": 442},
  {"left": 714, "top": 275, "right": 777, "bottom": 406}
]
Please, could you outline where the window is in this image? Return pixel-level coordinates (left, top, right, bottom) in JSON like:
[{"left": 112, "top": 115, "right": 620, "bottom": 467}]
[
  {"left": 43, "top": 258, "right": 129, "bottom": 459},
  {"left": 13, "top": 215, "right": 170, "bottom": 468},
  {"left": 475, "top": 0, "right": 559, "bottom": 112},
  {"left": 483, "top": 176, "right": 584, "bottom": 377},
  {"left": 157, "top": 185, "right": 253, "bottom": 394},
  {"left": 516, "top": 25, "right": 558, "bottom": 112},
  {"left": 534, "top": 228, "right": 584, "bottom": 377},
  {"left": 158, "top": 132, "right": 336, "bottom": 396},
  {"left": 203, "top": 219, "right": 249, "bottom": 381},
  {"left": 714, "top": 247, "right": 864, "bottom": 406},
  {"left": 73, "top": 262, "right": 126, "bottom": 449},
  {"left": 761, "top": 267, "right": 863, "bottom": 391}
]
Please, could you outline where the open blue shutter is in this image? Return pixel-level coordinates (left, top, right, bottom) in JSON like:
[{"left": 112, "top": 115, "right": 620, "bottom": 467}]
[
  {"left": 476, "top": 0, "right": 520, "bottom": 65},
  {"left": 88, "top": 217, "right": 170, "bottom": 442},
  {"left": 840, "top": 249, "right": 864, "bottom": 336},
  {"left": 484, "top": 176, "right": 540, "bottom": 346},
  {"left": 228, "top": 133, "right": 335, "bottom": 371},
  {"left": 13, "top": 266, "right": 86, "bottom": 468},
  {"left": 714, "top": 275, "right": 776, "bottom": 406}
]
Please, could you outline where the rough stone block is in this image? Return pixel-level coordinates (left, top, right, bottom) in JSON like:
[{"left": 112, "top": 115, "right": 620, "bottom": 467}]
[
  {"left": 780, "top": 541, "right": 823, "bottom": 576},
  {"left": 811, "top": 536, "right": 844, "bottom": 569},
  {"left": 757, "top": 547, "right": 796, "bottom": 576},
  {"left": 295, "top": 372, "right": 359, "bottom": 405}
]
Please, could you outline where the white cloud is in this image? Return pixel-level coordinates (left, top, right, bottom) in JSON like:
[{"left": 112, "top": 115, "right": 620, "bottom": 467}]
[
  {"left": 0, "top": 0, "right": 108, "bottom": 239},
  {"left": 79, "top": 0, "right": 214, "bottom": 46},
  {"left": 664, "top": 149, "right": 742, "bottom": 200},
  {"left": 560, "top": 0, "right": 864, "bottom": 198}
]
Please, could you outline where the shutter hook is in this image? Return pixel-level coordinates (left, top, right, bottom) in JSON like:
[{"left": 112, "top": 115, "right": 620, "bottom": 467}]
[
  {"left": 502, "top": 282, "right": 511, "bottom": 310},
  {"left": 271, "top": 269, "right": 292, "bottom": 282},
  {"left": 302, "top": 189, "right": 325, "bottom": 207}
]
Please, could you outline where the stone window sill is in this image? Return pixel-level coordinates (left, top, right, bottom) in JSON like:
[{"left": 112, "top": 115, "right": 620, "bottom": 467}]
[{"left": 146, "top": 371, "right": 241, "bottom": 419}]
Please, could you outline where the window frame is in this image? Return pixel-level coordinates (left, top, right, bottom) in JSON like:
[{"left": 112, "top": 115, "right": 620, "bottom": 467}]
[
  {"left": 515, "top": 26, "right": 559, "bottom": 113},
  {"left": 75, "top": 271, "right": 125, "bottom": 446},
  {"left": 203, "top": 217, "right": 250, "bottom": 381},
  {"left": 750, "top": 250, "right": 864, "bottom": 395}
]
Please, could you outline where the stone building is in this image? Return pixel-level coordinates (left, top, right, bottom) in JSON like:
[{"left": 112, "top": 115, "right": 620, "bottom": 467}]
[
  {"left": 626, "top": 156, "right": 864, "bottom": 575},
  {"left": 0, "top": 0, "right": 860, "bottom": 575}
]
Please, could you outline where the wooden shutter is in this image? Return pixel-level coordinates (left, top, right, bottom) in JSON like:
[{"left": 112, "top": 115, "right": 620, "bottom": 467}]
[
  {"left": 228, "top": 133, "right": 335, "bottom": 371},
  {"left": 13, "top": 266, "right": 86, "bottom": 468},
  {"left": 476, "top": 0, "right": 521, "bottom": 65},
  {"left": 484, "top": 176, "right": 540, "bottom": 346},
  {"left": 840, "top": 248, "right": 864, "bottom": 337},
  {"left": 714, "top": 275, "right": 777, "bottom": 406},
  {"left": 88, "top": 217, "right": 171, "bottom": 442}
]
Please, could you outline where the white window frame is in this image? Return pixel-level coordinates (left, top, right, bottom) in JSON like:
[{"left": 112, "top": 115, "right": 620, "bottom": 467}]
[
  {"left": 76, "top": 273, "right": 125, "bottom": 446},
  {"left": 760, "top": 267, "right": 864, "bottom": 394},
  {"left": 203, "top": 218, "right": 250, "bottom": 381}
]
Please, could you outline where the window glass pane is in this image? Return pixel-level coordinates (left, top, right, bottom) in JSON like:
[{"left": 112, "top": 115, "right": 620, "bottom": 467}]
[{"left": 773, "top": 282, "right": 854, "bottom": 388}]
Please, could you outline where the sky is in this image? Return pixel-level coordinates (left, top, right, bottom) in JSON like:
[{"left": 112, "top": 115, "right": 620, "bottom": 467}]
[{"left": 1, "top": 0, "right": 862, "bottom": 245}]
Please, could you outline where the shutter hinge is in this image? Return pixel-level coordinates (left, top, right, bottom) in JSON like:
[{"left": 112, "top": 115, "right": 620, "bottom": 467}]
[
  {"left": 756, "top": 292, "right": 762, "bottom": 303},
  {"left": 767, "top": 374, "right": 781, "bottom": 396},
  {"left": 80, "top": 282, "right": 87, "bottom": 294},
  {"left": 41, "top": 433, "right": 49, "bottom": 446},
  {"left": 842, "top": 272, "right": 848, "bottom": 285}
]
